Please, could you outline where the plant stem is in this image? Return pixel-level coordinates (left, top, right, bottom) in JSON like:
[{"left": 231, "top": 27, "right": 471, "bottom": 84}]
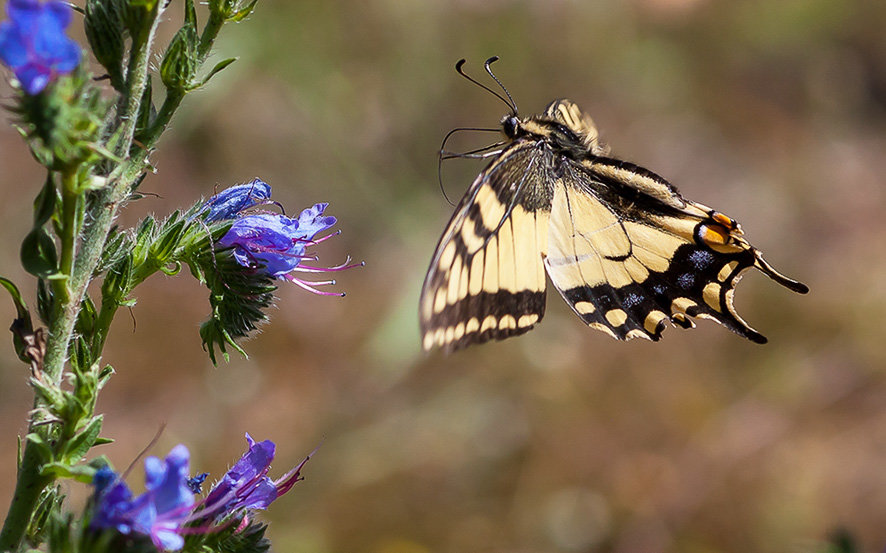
[
  {"left": 0, "top": 445, "right": 52, "bottom": 552},
  {"left": 2, "top": 2, "right": 235, "bottom": 546},
  {"left": 40, "top": 168, "right": 81, "bottom": 398},
  {"left": 0, "top": 4, "right": 167, "bottom": 548}
]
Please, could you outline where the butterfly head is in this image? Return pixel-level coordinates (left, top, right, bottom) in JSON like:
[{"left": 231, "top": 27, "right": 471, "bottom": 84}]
[{"left": 501, "top": 114, "right": 521, "bottom": 139}]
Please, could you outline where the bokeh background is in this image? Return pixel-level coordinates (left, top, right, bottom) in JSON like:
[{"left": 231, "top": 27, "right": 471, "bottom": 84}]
[{"left": 2, "top": 0, "right": 886, "bottom": 551}]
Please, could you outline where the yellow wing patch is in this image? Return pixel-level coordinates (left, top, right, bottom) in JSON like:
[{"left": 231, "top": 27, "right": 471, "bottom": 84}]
[{"left": 420, "top": 142, "right": 552, "bottom": 352}]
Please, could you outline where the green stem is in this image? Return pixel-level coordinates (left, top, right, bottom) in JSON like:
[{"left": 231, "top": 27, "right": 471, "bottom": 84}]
[
  {"left": 0, "top": 446, "right": 52, "bottom": 552},
  {"left": 198, "top": 11, "right": 225, "bottom": 62},
  {"left": 90, "top": 298, "right": 118, "bottom": 361}
]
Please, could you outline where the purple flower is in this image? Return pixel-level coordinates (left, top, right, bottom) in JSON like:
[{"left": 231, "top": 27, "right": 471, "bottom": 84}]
[
  {"left": 202, "top": 178, "right": 272, "bottom": 222},
  {"left": 91, "top": 445, "right": 196, "bottom": 551},
  {"left": 91, "top": 436, "right": 312, "bottom": 546},
  {"left": 218, "top": 203, "right": 361, "bottom": 295},
  {"left": 201, "top": 434, "right": 311, "bottom": 520},
  {"left": 0, "top": 0, "right": 80, "bottom": 95}
]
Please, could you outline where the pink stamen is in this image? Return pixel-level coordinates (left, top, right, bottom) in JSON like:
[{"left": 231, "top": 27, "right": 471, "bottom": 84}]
[
  {"left": 294, "top": 256, "right": 365, "bottom": 273},
  {"left": 274, "top": 452, "right": 313, "bottom": 496},
  {"left": 285, "top": 275, "right": 345, "bottom": 297},
  {"left": 297, "top": 229, "right": 341, "bottom": 246},
  {"left": 241, "top": 242, "right": 317, "bottom": 260}
]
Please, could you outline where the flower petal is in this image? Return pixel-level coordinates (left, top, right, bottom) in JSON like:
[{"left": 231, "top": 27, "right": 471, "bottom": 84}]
[{"left": 202, "top": 179, "right": 272, "bottom": 222}]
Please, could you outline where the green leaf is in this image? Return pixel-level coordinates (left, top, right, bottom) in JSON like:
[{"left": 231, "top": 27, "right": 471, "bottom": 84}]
[
  {"left": 198, "top": 521, "right": 270, "bottom": 553},
  {"left": 33, "top": 174, "right": 59, "bottom": 227},
  {"left": 0, "top": 277, "right": 31, "bottom": 325},
  {"left": 25, "top": 433, "right": 54, "bottom": 464},
  {"left": 159, "top": 261, "right": 182, "bottom": 276},
  {"left": 230, "top": 0, "right": 259, "bottom": 21},
  {"left": 101, "top": 251, "right": 133, "bottom": 305},
  {"left": 197, "top": 57, "right": 237, "bottom": 89},
  {"left": 27, "top": 486, "right": 64, "bottom": 546},
  {"left": 116, "top": 0, "right": 163, "bottom": 41},
  {"left": 184, "top": 0, "right": 197, "bottom": 26},
  {"left": 150, "top": 218, "right": 186, "bottom": 262},
  {"left": 0, "top": 276, "right": 34, "bottom": 364},
  {"left": 63, "top": 416, "right": 103, "bottom": 462},
  {"left": 40, "top": 461, "right": 98, "bottom": 483},
  {"left": 36, "top": 278, "right": 52, "bottom": 324},
  {"left": 76, "top": 295, "right": 98, "bottom": 337},
  {"left": 21, "top": 227, "right": 59, "bottom": 278},
  {"left": 132, "top": 215, "right": 156, "bottom": 265}
]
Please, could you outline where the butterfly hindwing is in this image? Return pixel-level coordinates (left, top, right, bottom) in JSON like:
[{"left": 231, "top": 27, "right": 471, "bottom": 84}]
[
  {"left": 420, "top": 141, "right": 553, "bottom": 352},
  {"left": 544, "top": 156, "right": 806, "bottom": 343}
]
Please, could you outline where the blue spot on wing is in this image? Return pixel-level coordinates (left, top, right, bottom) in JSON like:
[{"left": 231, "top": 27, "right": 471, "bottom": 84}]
[
  {"left": 677, "top": 273, "right": 695, "bottom": 289},
  {"left": 623, "top": 293, "right": 643, "bottom": 308},
  {"left": 688, "top": 249, "right": 715, "bottom": 269}
]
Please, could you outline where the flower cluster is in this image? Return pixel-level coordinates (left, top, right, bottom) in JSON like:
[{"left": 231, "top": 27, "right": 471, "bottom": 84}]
[
  {"left": 0, "top": 0, "right": 80, "bottom": 95},
  {"left": 206, "top": 178, "right": 362, "bottom": 295},
  {"left": 91, "top": 436, "right": 310, "bottom": 551}
]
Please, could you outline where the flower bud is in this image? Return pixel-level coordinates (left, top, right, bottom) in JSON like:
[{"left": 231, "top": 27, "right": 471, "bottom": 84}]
[
  {"left": 85, "top": 0, "right": 125, "bottom": 90},
  {"left": 160, "top": 24, "right": 198, "bottom": 92},
  {"left": 115, "top": 0, "right": 161, "bottom": 39}
]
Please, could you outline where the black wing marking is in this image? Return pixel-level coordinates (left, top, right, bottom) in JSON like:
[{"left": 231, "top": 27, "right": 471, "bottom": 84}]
[{"left": 420, "top": 140, "right": 554, "bottom": 352}]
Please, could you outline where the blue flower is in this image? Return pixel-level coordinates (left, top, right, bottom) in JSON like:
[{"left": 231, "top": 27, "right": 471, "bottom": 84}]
[
  {"left": 201, "top": 434, "right": 311, "bottom": 520},
  {"left": 201, "top": 178, "right": 272, "bottom": 222},
  {"left": 0, "top": 0, "right": 80, "bottom": 95},
  {"left": 218, "top": 201, "right": 361, "bottom": 295},
  {"left": 91, "top": 445, "right": 196, "bottom": 551}
]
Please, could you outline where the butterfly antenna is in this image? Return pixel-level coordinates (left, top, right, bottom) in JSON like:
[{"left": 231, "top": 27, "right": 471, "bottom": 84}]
[
  {"left": 456, "top": 59, "right": 516, "bottom": 115},
  {"left": 483, "top": 56, "right": 518, "bottom": 115},
  {"left": 438, "top": 153, "right": 454, "bottom": 206}
]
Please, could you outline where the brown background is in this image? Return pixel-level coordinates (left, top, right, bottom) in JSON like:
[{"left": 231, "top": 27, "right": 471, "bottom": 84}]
[{"left": 2, "top": 0, "right": 886, "bottom": 551}]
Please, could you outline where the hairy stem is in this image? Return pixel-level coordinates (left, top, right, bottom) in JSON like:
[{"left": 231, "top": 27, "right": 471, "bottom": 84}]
[{"left": 0, "top": 5, "right": 167, "bottom": 549}]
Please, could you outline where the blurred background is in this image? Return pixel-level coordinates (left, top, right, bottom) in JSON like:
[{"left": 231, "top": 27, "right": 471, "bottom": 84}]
[{"left": 2, "top": 0, "right": 886, "bottom": 551}]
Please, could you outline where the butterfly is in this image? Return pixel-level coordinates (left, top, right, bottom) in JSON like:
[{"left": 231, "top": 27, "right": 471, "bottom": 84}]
[{"left": 419, "top": 57, "right": 808, "bottom": 353}]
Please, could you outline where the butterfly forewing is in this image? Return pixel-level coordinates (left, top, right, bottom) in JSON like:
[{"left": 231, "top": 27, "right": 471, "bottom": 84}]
[{"left": 420, "top": 141, "right": 553, "bottom": 352}]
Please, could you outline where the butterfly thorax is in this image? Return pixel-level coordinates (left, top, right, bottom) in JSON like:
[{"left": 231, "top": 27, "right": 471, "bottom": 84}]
[{"left": 501, "top": 114, "right": 590, "bottom": 161}]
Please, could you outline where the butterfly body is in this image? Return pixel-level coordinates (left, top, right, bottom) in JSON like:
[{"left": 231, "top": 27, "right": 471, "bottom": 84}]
[{"left": 421, "top": 98, "right": 807, "bottom": 352}]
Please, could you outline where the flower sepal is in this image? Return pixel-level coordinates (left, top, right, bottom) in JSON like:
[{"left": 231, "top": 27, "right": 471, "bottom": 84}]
[{"left": 8, "top": 67, "right": 111, "bottom": 171}]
